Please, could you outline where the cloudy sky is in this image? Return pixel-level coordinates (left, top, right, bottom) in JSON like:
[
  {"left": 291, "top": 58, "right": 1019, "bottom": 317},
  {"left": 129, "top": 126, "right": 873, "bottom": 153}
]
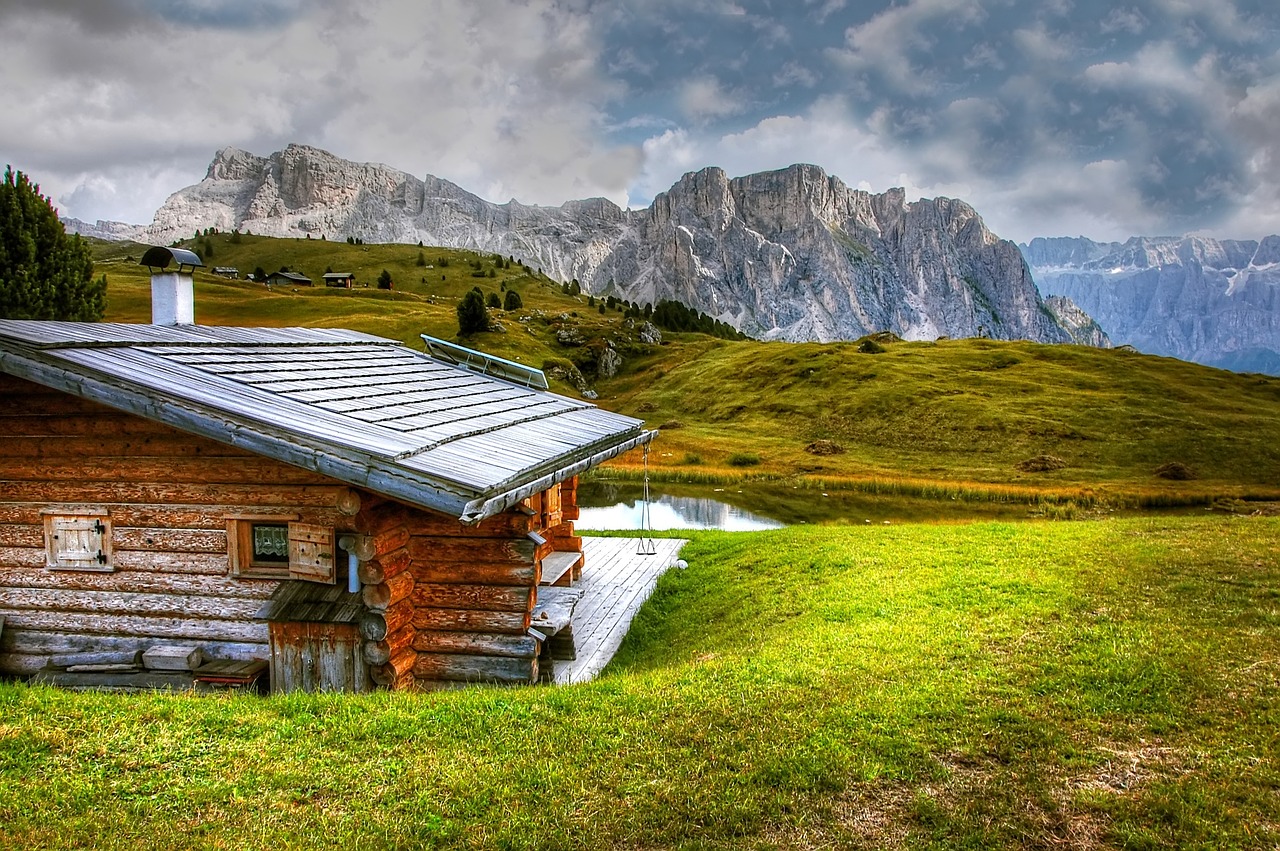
[{"left": 2, "top": 0, "right": 1277, "bottom": 243}]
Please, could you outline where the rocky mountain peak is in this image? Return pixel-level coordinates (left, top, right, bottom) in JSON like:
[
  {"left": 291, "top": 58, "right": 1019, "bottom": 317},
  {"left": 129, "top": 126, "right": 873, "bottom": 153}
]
[
  {"left": 139, "top": 143, "right": 1085, "bottom": 346},
  {"left": 205, "top": 146, "right": 266, "bottom": 181},
  {"left": 1025, "top": 232, "right": 1280, "bottom": 374}
]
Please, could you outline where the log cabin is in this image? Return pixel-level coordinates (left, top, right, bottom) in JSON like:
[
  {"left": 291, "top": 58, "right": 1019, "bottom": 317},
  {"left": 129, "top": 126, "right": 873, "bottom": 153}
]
[{"left": 0, "top": 318, "right": 652, "bottom": 693}]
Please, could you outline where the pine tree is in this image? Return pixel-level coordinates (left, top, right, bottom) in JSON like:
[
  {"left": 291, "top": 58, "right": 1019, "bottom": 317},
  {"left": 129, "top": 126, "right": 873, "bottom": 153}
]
[
  {"left": 457, "top": 289, "right": 489, "bottom": 335},
  {"left": 0, "top": 166, "right": 105, "bottom": 321},
  {"left": 503, "top": 289, "right": 522, "bottom": 311},
  {"left": 486, "top": 292, "right": 501, "bottom": 309},
  {"left": 377, "top": 269, "right": 393, "bottom": 289}
]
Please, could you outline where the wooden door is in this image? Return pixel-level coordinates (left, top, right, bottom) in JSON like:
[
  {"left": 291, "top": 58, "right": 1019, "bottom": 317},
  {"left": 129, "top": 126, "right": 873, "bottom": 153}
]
[{"left": 268, "top": 622, "right": 369, "bottom": 693}]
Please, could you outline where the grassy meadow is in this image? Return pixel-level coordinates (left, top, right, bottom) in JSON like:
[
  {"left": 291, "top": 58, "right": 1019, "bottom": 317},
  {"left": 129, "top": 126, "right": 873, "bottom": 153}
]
[
  {"left": 2, "top": 517, "right": 1277, "bottom": 848},
  {"left": 1, "top": 236, "right": 1272, "bottom": 848},
  {"left": 89, "top": 234, "right": 1280, "bottom": 513}
]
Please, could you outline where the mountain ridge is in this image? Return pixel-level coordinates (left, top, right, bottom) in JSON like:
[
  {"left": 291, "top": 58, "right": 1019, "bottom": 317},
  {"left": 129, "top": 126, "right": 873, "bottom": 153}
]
[
  {"left": 1022, "top": 234, "right": 1280, "bottom": 374},
  {"left": 67, "top": 143, "right": 1082, "bottom": 345}
]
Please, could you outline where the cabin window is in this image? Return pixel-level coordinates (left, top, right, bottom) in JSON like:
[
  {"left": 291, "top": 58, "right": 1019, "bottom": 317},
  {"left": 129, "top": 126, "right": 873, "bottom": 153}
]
[
  {"left": 227, "top": 516, "right": 336, "bottom": 584},
  {"left": 43, "top": 512, "right": 113, "bottom": 572},
  {"left": 250, "top": 523, "right": 290, "bottom": 566}
]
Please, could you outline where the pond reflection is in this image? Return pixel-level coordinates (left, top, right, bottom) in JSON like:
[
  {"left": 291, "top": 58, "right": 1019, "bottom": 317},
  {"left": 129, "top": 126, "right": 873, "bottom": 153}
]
[{"left": 576, "top": 483, "right": 784, "bottom": 532}]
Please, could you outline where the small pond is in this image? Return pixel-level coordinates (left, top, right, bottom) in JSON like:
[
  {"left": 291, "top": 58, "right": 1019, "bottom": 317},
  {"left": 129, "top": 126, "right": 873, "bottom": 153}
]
[
  {"left": 575, "top": 480, "right": 1055, "bottom": 531},
  {"left": 575, "top": 489, "right": 784, "bottom": 532},
  {"left": 575, "top": 480, "right": 1227, "bottom": 531}
]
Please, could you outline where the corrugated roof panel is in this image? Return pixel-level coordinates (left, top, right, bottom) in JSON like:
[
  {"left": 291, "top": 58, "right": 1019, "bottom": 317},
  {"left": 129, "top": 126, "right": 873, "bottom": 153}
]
[
  {"left": 312, "top": 383, "right": 526, "bottom": 413},
  {"left": 48, "top": 347, "right": 421, "bottom": 459}
]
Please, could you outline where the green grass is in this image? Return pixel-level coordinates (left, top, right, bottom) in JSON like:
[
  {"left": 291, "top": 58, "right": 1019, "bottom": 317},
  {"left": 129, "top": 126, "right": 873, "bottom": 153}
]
[
  {"left": 2, "top": 517, "right": 1278, "bottom": 848},
  {"left": 89, "top": 234, "right": 1280, "bottom": 508},
  {"left": 604, "top": 337, "right": 1280, "bottom": 505},
  {"left": 91, "top": 234, "right": 638, "bottom": 393}
]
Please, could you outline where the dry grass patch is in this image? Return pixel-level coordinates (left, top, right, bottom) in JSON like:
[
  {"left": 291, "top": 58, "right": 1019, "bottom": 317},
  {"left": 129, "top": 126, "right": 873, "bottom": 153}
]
[
  {"left": 1016, "top": 454, "right": 1068, "bottom": 472},
  {"left": 1155, "top": 461, "right": 1196, "bottom": 480},
  {"left": 804, "top": 440, "right": 846, "bottom": 456}
]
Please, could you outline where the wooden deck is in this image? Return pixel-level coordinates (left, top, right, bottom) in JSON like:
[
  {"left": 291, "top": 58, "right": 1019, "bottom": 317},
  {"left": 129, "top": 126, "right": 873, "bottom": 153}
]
[{"left": 552, "top": 536, "right": 687, "bottom": 685}]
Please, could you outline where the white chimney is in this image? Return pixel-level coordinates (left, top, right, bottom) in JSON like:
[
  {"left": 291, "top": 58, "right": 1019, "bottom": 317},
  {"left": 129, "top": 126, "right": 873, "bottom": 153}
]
[
  {"left": 151, "top": 271, "right": 194, "bottom": 325},
  {"left": 138, "top": 246, "right": 203, "bottom": 326}
]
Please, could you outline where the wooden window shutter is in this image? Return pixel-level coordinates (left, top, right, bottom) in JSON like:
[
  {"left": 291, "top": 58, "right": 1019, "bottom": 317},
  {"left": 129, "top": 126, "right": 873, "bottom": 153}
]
[
  {"left": 288, "top": 522, "right": 335, "bottom": 584},
  {"left": 46, "top": 515, "right": 113, "bottom": 572}
]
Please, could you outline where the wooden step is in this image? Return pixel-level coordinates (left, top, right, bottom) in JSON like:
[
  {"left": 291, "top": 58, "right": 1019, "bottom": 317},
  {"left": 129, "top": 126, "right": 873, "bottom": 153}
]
[
  {"left": 540, "top": 551, "right": 583, "bottom": 586},
  {"left": 30, "top": 669, "right": 195, "bottom": 692}
]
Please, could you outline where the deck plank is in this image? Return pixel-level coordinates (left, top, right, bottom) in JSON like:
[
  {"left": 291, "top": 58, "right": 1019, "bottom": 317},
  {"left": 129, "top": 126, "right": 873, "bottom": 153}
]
[{"left": 553, "top": 537, "right": 685, "bottom": 685}]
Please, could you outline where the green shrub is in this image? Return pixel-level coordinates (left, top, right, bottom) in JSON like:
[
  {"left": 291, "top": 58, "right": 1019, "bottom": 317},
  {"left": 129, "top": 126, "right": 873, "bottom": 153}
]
[
  {"left": 456, "top": 290, "right": 489, "bottom": 335},
  {"left": 727, "top": 452, "right": 761, "bottom": 467}
]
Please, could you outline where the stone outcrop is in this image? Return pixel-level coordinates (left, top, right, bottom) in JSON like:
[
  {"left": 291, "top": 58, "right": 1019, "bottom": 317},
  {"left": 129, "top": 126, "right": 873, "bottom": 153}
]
[
  {"left": 139, "top": 144, "right": 1078, "bottom": 345},
  {"left": 1024, "top": 235, "right": 1280, "bottom": 374},
  {"left": 62, "top": 217, "right": 146, "bottom": 241},
  {"left": 1043, "top": 295, "right": 1111, "bottom": 348}
]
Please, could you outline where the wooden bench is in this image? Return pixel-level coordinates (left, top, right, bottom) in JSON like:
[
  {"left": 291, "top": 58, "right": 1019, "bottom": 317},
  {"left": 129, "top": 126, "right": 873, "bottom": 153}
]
[{"left": 540, "top": 551, "right": 583, "bottom": 587}]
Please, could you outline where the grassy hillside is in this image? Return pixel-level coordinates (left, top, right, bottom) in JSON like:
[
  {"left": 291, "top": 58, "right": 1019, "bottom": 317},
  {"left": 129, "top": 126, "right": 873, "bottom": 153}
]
[
  {"left": 2, "top": 517, "right": 1277, "bottom": 848},
  {"left": 91, "top": 233, "right": 611, "bottom": 372},
  {"left": 89, "top": 235, "right": 1280, "bottom": 506},
  {"left": 604, "top": 337, "right": 1280, "bottom": 504}
]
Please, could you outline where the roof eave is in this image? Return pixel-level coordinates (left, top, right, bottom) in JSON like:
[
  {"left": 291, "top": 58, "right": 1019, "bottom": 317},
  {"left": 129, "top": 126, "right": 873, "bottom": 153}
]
[{"left": 459, "top": 429, "right": 655, "bottom": 524}]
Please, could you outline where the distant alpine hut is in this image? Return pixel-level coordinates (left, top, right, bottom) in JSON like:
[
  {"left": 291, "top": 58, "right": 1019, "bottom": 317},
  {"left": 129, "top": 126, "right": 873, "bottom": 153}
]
[
  {"left": 0, "top": 255, "right": 652, "bottom": 692},
  {"left": 323, "top": 272, "right": 355, "bottom": 288},
  {"left": 212, "top": 266, "right": 239, "bottom": 279},
  {"left": 267, "top": 271, "right": 312, "bottom": 287}
]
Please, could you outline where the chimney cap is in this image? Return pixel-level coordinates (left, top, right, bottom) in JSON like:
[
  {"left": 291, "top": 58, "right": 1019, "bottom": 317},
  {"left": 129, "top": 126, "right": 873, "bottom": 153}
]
[{"left": 139, "top": 246, "right": 204, "bottom": 273}]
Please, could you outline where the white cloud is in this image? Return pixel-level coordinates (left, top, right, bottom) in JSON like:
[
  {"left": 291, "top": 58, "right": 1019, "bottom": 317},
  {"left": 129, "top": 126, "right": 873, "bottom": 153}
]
[
  {"left": 0, "top": 0, "right": 641, "bottom": 222},
  {"left": 677, "top": 76, "right": 745, "bottom": 123},
  {"left": 825, "top": 0, "right": 999, "bottom": 104}
]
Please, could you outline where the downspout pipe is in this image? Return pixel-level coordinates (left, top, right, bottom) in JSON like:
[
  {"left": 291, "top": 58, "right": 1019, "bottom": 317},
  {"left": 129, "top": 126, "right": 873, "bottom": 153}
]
[{"left": 338, "top": 534, "right": 374, "bottom": 594}]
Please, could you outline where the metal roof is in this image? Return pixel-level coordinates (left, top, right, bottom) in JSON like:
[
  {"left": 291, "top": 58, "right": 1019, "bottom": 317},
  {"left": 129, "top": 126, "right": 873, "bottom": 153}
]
[{"left": 0, "top": 321, "right": 653, "bottom": 523}]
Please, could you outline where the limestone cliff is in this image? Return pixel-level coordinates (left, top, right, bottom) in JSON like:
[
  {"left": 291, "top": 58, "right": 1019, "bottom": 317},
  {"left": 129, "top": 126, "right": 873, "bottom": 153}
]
[
  {"left": 142, "top": 144, "right": 1075, "bottom": 344},
  {"left": 1024, "top": 235, "right": 1280, "bottom": 374}
]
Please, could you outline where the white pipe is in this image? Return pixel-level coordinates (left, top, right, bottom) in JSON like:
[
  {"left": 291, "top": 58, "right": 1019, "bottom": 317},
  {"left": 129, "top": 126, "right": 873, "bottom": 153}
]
[{"left": 338, "top": 535, "right": 362, "bottom": 593}]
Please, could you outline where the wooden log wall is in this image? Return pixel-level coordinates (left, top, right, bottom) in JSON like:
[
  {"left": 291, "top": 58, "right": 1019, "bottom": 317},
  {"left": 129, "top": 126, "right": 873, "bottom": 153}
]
[
  {"left": 1, "top": 373, "right": 590, "bottom": 692},
  {"left": 356, "top": 476, "right": 585, "bottom": 690},
  {"left": 0, "top": 374, "right": 363, "bottom": 678}
]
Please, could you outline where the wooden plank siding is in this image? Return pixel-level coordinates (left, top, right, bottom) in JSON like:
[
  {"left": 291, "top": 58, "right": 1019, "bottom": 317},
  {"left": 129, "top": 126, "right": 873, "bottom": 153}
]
[{"left": 0, "top": 373, "right": 365, "bottom": 677}]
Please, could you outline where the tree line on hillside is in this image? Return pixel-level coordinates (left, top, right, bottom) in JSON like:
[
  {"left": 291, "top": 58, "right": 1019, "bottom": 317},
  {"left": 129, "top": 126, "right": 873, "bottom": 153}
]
[{"left": 651, "top": 299, "right": 746, "bottom": 340}]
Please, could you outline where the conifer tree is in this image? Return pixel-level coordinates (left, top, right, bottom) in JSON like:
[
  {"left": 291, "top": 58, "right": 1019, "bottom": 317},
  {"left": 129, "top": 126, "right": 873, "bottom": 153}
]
[
  {"left": 457, "top": 289, "right": 489, "bottom": 335},
  {"left": 0, "top": 166, "right": 106, "bottom": 321}
]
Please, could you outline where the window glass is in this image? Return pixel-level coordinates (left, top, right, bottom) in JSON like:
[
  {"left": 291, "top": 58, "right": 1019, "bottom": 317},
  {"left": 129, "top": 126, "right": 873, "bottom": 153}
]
[{"left": 252, "top": 524, "right": 289, "bottom": 563}]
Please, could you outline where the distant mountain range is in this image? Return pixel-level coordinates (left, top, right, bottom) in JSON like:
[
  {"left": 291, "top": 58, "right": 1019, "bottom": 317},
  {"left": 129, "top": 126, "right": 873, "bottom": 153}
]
[
  {"left": 68, "top": 144, "right": 1089, "bottom": 346},
  {"left": 1022, "top": 236, "right": 1280, "bottom": 374}
]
